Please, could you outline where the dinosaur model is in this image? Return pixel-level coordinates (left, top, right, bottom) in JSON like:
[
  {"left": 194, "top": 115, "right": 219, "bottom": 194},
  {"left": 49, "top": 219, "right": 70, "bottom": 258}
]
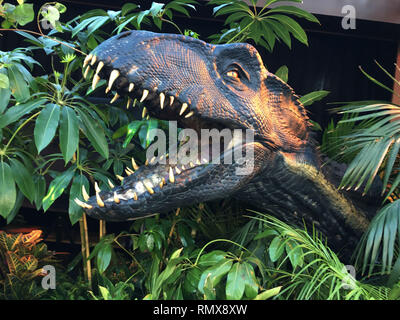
[{"left": 75, "top": 30, "right": 374, "bottom": 256}]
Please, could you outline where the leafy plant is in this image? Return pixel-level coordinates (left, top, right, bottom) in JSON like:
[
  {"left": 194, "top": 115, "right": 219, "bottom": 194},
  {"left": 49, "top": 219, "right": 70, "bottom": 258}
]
[
  {"left": 208, "top": 0, "right": 319, "bottom": 51},
  {"left": 0, "top": 229, "right": 57, "bottom": 299},
  {"left": 321, "top": 61, "right": 400, "bottom": 285}
]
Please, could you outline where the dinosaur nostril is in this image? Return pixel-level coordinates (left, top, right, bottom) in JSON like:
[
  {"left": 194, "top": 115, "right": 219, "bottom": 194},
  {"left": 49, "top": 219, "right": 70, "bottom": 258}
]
[{"left": 117, "top": 31, "right": 132, "bottom": 40}]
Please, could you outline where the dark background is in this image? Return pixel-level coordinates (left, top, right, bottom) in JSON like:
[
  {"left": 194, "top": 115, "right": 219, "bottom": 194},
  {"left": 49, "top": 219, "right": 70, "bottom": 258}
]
[{"left": 0, "top": 0, "right": 399, "bottom": 248}]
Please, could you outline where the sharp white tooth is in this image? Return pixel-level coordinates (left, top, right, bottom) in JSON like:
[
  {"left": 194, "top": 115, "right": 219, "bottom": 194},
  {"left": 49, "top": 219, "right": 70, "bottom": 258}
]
[
  {"left": 145, "top": 159, "right": 149, "bottom": 166},
  {"left": 179, "top": 103, "right": 188, "bottom": 116},
  {"left": 150, "top": 156, "right": 156, "bottom": 164},
  {"left": 90, "top": 55, "right": 97, "bottom": 65},
  {"left": 96, "top": 61, "right": 104, "bottom": 75},
  {"left": 181, "top": 165, "right": 186, "bottom": 170},
  {"left": 96, "top": 193, "right": 105, "bottom": 207},
  {"left": 92, "top": 74, "right": 100, "bottom": 90},
  {"left": 113, "top": 192, "right": 120, "bottom": 204},
  {"left": 169, "top": 167, "right": 175, "bottom": 183},
  {"left": 110, "top": 92, "right": 119, "bottom": 104},
  {"left": 128, "top": 83, "right": 135, "bottom": 92},
  {"left": 105, "top": 87, "right": 110, "bottom": 94},
  {"left": 131, "top": 157, "right": 139, "bottom": 171},
  {"left": 83, "top": 66, "right": 90, "bottom": 79},
  {"left": 125, "top": 168, "right": 133, "bottom": 176},
  {"left": 126, "top": 98, "right": 132, "bottom": 109},
  {"left": 142, "top": 107, "right": 147, "bottom": 118},
  {"left": 159, "top": 181, "right": 164, "bottom": 188},
  {"left": 159, "top": 92, "right": 165, "bottom": 109},
  {"left": 133, "top": 192, "right": 138, "bottom": 201},
  {"left": 189, "top": 162, "right": 195, "bottom": 168},
  {"left": 143, "top": 180, "right": 155, "bottom": 194},
  {"left": 185, "top": 111, "right": 194, "bottom": 118},
  {"left": 175, "top": 167, "right": 181, "bottom": 174},
  {"left": 83, "top": 54, "right": 92, "bottom": 67},
  {"left": 116, "top": 175, "right": 124, "bottom": 182},
  {"left": 107, "top": 179, "right": 115, "bottom": 189},
  {"left": 108, "top": 70, "right": 120, "bottom": 90},
  {"left": 94, "top": 182, "right": 101, "bottom": 193},
  {"left": 196, "top": 159, "right": 201, "bottom": 165},
  {"left": 169, "top": 96, "right": 175, "bottom": 106},
  {"left": 82, "top": 185, "right": 90, "bottom": 201},
  {"left": 140, "top": 89, "right": 149, "bottom": 103},
  {"left": 74, "top": 198, "right": 93, "bottom": 209}
]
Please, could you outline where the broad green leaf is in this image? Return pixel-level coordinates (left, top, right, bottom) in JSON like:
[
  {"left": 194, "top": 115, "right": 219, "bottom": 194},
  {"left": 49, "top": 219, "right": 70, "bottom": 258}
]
[
  {"left": 267, "top": 6, "right": 319, "bottom": 23},
  {"left": 97, "top": 243, "right": 112, "bottom": 273},
  {"left": 226, "top": 262, "right": 246, "bottom": 300},
  {"left": 242, "top": 262, "right": 258, "bottom": 298},
  {"left": 285, "top": 239, "right": 303, "bottom": 268},
  {"left": 13, "top": 3, "right": 34, "bottom": 26},
  {"left": 42, "top": 167, "right": 75, "bottom": 211},
  {"left": 275, "top": 65, "right": 288, "bottom": 82},
  {"left": 60, "top": 106, "right": 79, "bottom": 163},
  {"left": 0, "top": 73, "right": 10, "bottom": 89},
  {"left": 0, "top": 88, "right": 11, "bottom": 114},
  {"left": 254, "top": 286, "right": 281, "bottom": 300},
  {"left": 9, "top": 158, "right": 35, "bottom": 203},
  {"left": 269, "top": 236, "right": 285, "bottom": 262},
  {"left": 69, "top": 174, "right": 90, "bottom": 225},
  {"left": 34, "top": 103, "right": 60, "bottom": 153},
  {"left": 0, "top": 161, "right": 16, "bottom": 218},
  {"left": 7, "top": 64, "right": 30, "bottom": 101},
  {"left": 78, "top": 109, "right": 109, "bottom": 159},
  {"left": 122, "top": 121, "right": 144, "bottom": 148},
  {"left": 299, "top": 90, "right": 330, "bottom": 106},
  {"left": 198, "top": 250, "right": 227, "bottom": 267},
  {"left": 198, "top": 259, "right": 233, "bottom": 293},
  {"left": 269, "top": 14, "right": 308, "bottom": 45},
  {"left": 0, "top": 98, "right": 46, "bottom": 129},
  {"left": 33, "top": 175, "right": 46, "bottom": 210}
]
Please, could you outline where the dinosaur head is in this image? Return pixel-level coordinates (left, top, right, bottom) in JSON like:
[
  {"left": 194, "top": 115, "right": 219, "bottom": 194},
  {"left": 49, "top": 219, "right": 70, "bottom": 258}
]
[{"left": 77, "top": 30, "right": 313, "bottom": 221}]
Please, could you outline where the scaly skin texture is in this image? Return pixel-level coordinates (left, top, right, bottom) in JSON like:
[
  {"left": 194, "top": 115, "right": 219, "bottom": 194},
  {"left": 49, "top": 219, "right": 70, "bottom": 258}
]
[{"left": 78, "top": 30, "right": 371, "bottom": 256}]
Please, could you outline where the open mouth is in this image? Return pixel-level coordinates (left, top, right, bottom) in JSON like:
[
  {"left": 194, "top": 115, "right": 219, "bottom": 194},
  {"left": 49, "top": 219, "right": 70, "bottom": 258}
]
[{"left": 75, "top": 53, "right": 248, "bottom": 220}]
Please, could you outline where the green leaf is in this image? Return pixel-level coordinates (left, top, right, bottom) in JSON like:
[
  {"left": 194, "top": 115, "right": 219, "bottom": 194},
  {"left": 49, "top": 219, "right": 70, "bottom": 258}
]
[
  {"left": 9, "top": 158, "right": 35, "bottom": 203},
  {"left": 0, "top": 73, "right": 10, "bottom": 89},
  {"left": 0, "top": 88, "right": 11, "bottom": 114},
  {"left": 34, "top": 103, "right": 60, "bottom": 153},
  {"left": 198, "top": 259, "right": 233, "bottom": 294},
  {"left": 275, "top": 65, "right": 288, "bottom": 82},
  {"left": 285, "top": 239, "right": 303, "bottom": 268},
  {"left": 299, "top": 90, "right": 330, "bottom": 106},
  {"left": 60, "top": 106, "right": 79, "bottom": 163},
  {"left": 42, "top": 167, "right": 75, "bottom": 212},
  {"left": 33, "top": 175, "right": 46, "bottom": 210},
  {"left": 269, "top": 14, "right": 308, "bottom": 45},
  {"left": 97, "top": 243, "right": 112, "bottom": 273},
  {"left": 253, "top": 286, "right": 281, "bottom": 300},
  {"left": 69, "top": 174, "right": 89, "bottom": 225},
  {"left": 122, "top": 121, "right": 144, "bottom": 148},
  {"left": 0, "top": 161, "right": 16, "bottom": 218},
  {"left": 242, "top": 262, "right": 258, "bottom": 298},
  {"left": 7, "top": 64, "right": 30, "bottom": 101},
  {"left": 78, "top": 109, "right": 109, "bottom": 159},
  {"left": 13, "top": 3, "right": 34, "bottom": 26},
  {"left": 226, "top": 262, "right": 246, "bottom": 300},
  {"left": 269, "top": 236, "right": 285, "bottom": 262},
  {"left": 0, "top": 98, "right": 46, "bottom": 129},
  {"left": 267, "top": 6, "right": 319, "bottom": 24}
]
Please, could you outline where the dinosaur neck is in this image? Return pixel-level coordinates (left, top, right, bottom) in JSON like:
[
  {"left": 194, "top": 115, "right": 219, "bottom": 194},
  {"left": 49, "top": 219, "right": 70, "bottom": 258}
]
[{"left": 236, "top": 152, "right": 369, "bottom": 255}]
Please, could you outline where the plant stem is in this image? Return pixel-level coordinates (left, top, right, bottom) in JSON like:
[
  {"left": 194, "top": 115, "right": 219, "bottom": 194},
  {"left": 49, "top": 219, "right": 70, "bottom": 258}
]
[
  {"left": 4, "top": 111, "right": 40, "bottom": 153},
  {"left": 79, "top": 213, "right": 92, "bottom": 288},
  {"left": 226, "top": 22, "right": 253, "bottom": 44}
]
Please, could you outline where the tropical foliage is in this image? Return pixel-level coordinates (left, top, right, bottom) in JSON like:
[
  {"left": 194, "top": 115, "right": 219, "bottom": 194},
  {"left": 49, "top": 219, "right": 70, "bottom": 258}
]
[{"left": 0, "top": 0, "right": 398, "bottom": 300}]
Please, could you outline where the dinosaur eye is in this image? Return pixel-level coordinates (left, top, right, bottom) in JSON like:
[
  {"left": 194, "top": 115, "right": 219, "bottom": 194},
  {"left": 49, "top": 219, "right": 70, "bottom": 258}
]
[{"left": 226, "top": 70, "right": 240, "bottom": 79}]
